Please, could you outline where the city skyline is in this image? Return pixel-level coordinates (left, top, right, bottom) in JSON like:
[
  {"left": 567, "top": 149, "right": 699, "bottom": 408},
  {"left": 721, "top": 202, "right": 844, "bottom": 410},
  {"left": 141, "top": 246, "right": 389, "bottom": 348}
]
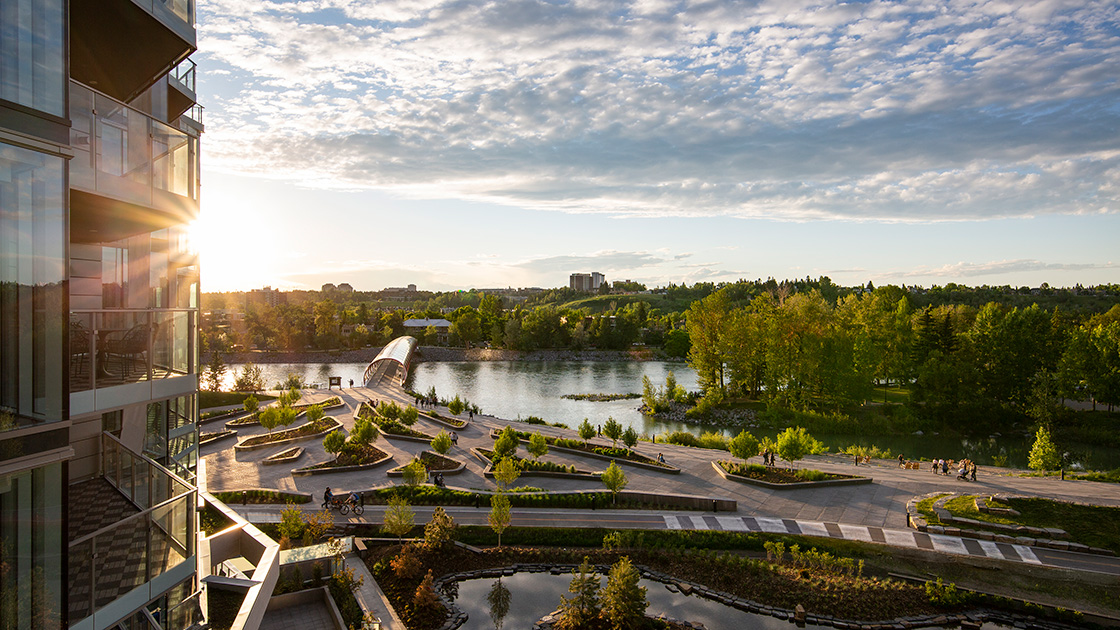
[{"left": 192, "top": 0, "right": 1119, "bottom": 293}]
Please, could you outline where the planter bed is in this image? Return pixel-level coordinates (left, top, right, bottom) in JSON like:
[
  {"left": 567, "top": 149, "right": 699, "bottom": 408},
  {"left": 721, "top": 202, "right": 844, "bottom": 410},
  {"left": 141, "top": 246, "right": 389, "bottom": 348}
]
[
  {"left": 211, "top": 488, "right": 312, "bottom": 504},
  {"left": 420, "top": 410, "right": 467, "bottom": 429},
  {"left": 200, "top": 410, "right": 246, "bottom": 426},
  {"left": 234, "top": 417, "right": 342, "bottom": 452},
  {"left": 200, "top": 430, "right": 236, "bottom": 446},
  {"left": 386, "top": 450, "right": 467, "bottom": 477},
  {"left": 292, "top": 445, "right": 393, "bottom": 476},
  {"left": 472, "top": 448, "right": 598, "bottom": 480},
  {"left": 376, "top": 424, "right": 436, "bottom": 443},
  {"left": 226, "top": 396, "right": 344, "bottom": 428},
  {"left": 492, "top": 429, "right": 680, "bottom": 473},
  {"left": 263, "top": 447, "right": 304, "bottom": 465},
  {"left": 713, "top": 461, "right": 871, "bottom": 490}
]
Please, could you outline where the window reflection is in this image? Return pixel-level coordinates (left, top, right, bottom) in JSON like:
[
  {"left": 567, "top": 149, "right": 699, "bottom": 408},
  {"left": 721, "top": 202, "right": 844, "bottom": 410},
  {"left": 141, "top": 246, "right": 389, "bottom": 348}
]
[{"left": 0, "top": 0, "right": 65, "bottom": 117}]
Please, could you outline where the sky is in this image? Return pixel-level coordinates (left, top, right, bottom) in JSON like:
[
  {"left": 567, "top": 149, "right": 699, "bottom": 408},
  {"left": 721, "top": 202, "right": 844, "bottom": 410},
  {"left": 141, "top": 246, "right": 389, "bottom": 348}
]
[{"left": 191, "top": 0, "right": 1120, "bottom": 293}]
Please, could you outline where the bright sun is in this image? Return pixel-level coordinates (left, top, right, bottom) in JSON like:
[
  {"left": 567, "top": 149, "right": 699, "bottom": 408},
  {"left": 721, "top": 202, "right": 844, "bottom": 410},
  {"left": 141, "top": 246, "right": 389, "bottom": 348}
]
[{"left": 191, "top": 206, "right": 279, "bottom": 292}]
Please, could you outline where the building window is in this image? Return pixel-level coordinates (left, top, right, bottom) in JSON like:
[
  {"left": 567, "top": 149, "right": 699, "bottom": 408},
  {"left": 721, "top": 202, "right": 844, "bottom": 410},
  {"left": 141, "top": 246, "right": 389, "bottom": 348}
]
[
  {"left": 0, "top": 142, "right": 65, "bottom": 426},
  {"left": 0, "top": 462, "right": 64, "bottom": 630},
  {"left": 0, "top": 0, "right": 65, "bottom": 118}
]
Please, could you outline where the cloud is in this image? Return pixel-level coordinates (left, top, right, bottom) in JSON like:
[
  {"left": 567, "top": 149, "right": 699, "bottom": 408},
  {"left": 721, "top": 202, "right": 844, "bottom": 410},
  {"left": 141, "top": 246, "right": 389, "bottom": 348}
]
[
  {"left": 196, "top": 0, "right": 1120, "bottom": 222},
  {"left": 512, "top": 250, "right": 671, "bottom": 274},
  {"left": 891, "top": 259, "right": 1118, "bottom": 279}
]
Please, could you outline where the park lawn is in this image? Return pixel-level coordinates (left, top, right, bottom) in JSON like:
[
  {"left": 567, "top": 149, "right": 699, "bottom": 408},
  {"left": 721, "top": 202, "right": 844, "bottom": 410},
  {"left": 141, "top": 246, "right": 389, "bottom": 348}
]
[
  {"left": 914, "top": 494, "right": 949, "bottom": 525},
  {"left": 870, "top": 386, "right": 911, "bottom": 404},
  {"left": 199, "top": 391, "right": 276, "bottom": 409}
]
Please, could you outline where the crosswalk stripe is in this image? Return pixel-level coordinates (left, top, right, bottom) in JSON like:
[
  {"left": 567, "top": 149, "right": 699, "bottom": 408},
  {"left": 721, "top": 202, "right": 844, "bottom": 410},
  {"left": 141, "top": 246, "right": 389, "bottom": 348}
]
[
  {"left": 688, "top": 515, "right": 709, "bottom": 530},
  {"left": 755, "top": 517, "right": 789, "bottom": 533},
  {"left": 797, "top": 521, "right": 830, "bottom": 538},
  {"left": 838, "top": 524, "right": 872, "bottom": 543},
  {"left": 716, "top": 516, "right": 748, "bottom": 531},
  {"left": 977, "top": 540, "right": 1004, "bottom": 559},
  {"left": 930, "top": 535, "right": 969, "bottom": 555},
  {"left": 1015, "top": 545, "right": 1042, "bottom": 564},
  {"left": 664, "top": 515, "right": 681, "bottom": 530},
  {"left": 883, "top": 529, "right": 917, "bottom": 548}
]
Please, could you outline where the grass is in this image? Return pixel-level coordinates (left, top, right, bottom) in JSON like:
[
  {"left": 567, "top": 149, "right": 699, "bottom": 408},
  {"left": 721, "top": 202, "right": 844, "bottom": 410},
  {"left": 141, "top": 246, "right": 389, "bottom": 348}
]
[
  {"left": 870, "top": 386, "right": 912, "bottom": 404},
  {"left": 199, "top": 390, "right": 276, "bottom": 409}
]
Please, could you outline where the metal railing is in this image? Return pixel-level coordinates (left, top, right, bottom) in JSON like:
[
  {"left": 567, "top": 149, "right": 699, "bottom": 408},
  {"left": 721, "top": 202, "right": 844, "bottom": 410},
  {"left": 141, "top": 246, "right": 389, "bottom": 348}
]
[
  {"left": 69, "top": 80, "right": 200, "bottom": 207},
  {"left": 70, "top": 308, "right": 197, "bottom": 393},
  {"left": 170, "top": 58, "right": 196, "bottom": 93},
  {"left": 68, "top": 433, "right": 196, "bottom": 623}
]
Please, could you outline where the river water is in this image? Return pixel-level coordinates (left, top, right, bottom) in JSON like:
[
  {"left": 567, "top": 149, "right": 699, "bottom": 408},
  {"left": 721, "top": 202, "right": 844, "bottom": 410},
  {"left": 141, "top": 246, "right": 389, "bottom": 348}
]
[{"left": 223, "top": 360, "right": 1120, "bottom": 470}]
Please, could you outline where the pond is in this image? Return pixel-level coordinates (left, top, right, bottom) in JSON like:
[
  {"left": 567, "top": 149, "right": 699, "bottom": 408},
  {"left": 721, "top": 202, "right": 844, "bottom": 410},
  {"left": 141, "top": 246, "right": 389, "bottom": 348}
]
[
  {"left": 446, "top": 570, "right": 1013, "bottom": 630},
  {"left": 222, "top": 360, "right": 1120, "bottom": 470}
]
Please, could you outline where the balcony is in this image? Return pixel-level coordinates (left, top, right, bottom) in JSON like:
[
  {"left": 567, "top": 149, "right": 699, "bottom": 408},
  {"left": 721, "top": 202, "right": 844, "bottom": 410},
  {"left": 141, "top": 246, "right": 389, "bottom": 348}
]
[
  {"left": 68, "top": 433, "right": 198, "bottom": 629},
  {"left": 70, "top": 309, "right": 197, "bottom": 416},
  {"left": 70, "top": 0, "right": 196, "bottom": 103},
  {"left": 70, "top": 80, "right": 200, "bottom": 244}
]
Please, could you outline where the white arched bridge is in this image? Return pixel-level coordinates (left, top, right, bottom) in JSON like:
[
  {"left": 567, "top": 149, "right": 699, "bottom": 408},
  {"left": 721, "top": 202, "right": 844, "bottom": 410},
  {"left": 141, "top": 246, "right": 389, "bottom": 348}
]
[{"left": 363, "top": 335, "right": 418, "bottom": 387}]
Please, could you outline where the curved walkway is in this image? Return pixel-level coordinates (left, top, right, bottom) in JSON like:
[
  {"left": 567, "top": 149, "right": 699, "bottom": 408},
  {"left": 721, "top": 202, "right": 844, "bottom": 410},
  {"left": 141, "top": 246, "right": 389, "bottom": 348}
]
[{"left": 201, "top": 380, "right": 1120, "bottom": 573}]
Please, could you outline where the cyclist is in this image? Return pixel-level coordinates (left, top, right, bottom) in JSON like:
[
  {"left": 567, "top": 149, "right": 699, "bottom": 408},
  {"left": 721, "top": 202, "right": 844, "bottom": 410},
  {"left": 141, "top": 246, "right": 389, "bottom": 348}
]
[
  {"left": 323, "top": 486, "right": 333, "bottom": 507},
  {"left": 347, "top": 490, "right": 361, "bottom": 507}
]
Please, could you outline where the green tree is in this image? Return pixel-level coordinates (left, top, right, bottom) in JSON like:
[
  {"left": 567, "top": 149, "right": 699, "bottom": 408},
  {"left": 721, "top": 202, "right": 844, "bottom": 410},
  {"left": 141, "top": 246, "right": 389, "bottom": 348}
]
[
  {"left": 447, "top": 395, "right": 465, "bottom": 415},
  {"left": 687, "top": 288, "right": 733, "bottom": 397},
  {"left": 423, "top": 506, "right": 456, "bottom": 551},
  {"left": 776, "top": 426, "right": 822, "bottom": 468},
  {"left": 233, "top": 363, "right": 265, "bottom": 392},
  {"left": 622, "top": 427, "right": 639, "bottom": 451},
  {"left": 242, "top": 394, "right": 259, "bottom": 415},
  {"left": 1028, "top": 426, "right": 1061, "bottom": 473},
  {"left": 489, "top": 493, "right": 511, "bottom": 548},
  {"left": 599, "top": 556, "right": 647, "bottom": 629},
  {"left": 555, "top": 556, "right": 600, "bottom": 630},
  {"left": 431, "top": 431, "right": 452, "bottom": 455},
  {"left": 492, "top": 426, "right": 519, "bottom": 460},
  {"left": 204, "top": 349, "right": 227, "bottom": 392},
  {"left": 601, "top": 461, "right": 628, "bottom": 504},
  {"left": 382, "top": 496, "right": 414, "bottom": 541},
  {"left": 603, "top": 417, "right": 623, "bottom": 447},
  {"left": 378, "top": 400, "right": 401, "bottom": 420},
  {"left": 258, "top": 407, "right": 280, "bottom": 438},
  {"left": 578, "top": 418, "right": 596, "bottom": 444},
  {"left": 451, "top": 308, "right": 482, "bottom": 347},
  {"left": 323, "top": 430, "right": 346, "bottom": 457},
  {"left": 402, "top": 459, "right": 428, "bottom": 486},
  {"left": 400, "top": 405, "right": 419, "bottom": 426},
  {"left": 527, "top": 432, "right": 549, "bottom": 460},
  {"left": 492, "top": 457, "right": 521, "bottom": 491},
  {"left": 350, "top": 417, "right": 377, "bottom": 446},
  {"left": 728, "top": 430, "right": 760, "bottom": 462},
  {"left": 305, "top": 403, "right": 324, "bottom": 424},
  {"left": 276, "top": 406, "right": 298, "bottom": 431},
  {"left": 277, "top": 504, "right": 305, "bottom": 544}
]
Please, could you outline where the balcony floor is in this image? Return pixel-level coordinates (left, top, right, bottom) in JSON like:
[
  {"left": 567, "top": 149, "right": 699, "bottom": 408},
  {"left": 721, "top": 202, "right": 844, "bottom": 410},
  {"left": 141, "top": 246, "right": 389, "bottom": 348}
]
[
  {"left": 68, "top": 479, "right": 185, "bottom": 623},
  {"left": 70, "top": 355, "right": 185, "bottom": 392}
]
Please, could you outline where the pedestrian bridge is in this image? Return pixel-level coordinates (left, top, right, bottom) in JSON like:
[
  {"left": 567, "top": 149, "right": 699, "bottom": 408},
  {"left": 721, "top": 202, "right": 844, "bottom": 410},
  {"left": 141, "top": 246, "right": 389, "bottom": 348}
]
[{"left": 363, "top": 335, "right": 417, "bottom": 387}]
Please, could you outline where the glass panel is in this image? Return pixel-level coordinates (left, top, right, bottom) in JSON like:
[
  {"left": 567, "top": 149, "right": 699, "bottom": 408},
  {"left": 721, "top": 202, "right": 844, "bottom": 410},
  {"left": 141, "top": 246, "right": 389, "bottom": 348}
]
[
  {"left": 70, "top": 312, "right": 95, "bottom": 393},
  {"left": 70, "top": 82, "right": 96, "bottom": 189},
  {"left": 0, "top": 143, "right": 65, "bottom": 424},
  {"left": 95, "top": 91, "right": 152, "bottom": 205},
  {"left": 92, "top": 513, "right": 149, "bottom": 611},
  {"left": 0, "top": 0, "right": 65, "bottom": 117},
  {"left": 133, "top": 458, "right": 150, "bottom": 509},
  {"left": 152, "top": 123, "right": 189, "bottom": 198},
  {"left": 0, "top": 463, "right": 64, "bottom": 630}
]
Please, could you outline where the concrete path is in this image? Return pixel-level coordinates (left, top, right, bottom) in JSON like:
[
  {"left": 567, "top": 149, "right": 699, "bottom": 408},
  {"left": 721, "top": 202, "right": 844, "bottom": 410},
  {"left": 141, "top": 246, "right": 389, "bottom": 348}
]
[{"left": 345, "top": 555, "right": 404, "bottom": 630}]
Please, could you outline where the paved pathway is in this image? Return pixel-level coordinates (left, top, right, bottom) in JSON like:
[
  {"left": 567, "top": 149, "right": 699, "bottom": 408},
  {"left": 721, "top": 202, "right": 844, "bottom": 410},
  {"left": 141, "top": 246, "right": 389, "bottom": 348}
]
[{"left": 202, "top": 381, "right": 1120, "bottom": 575}]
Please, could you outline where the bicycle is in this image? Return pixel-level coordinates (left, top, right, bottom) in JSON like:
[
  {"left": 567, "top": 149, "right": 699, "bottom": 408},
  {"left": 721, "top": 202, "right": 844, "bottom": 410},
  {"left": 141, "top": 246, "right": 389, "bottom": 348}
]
[{"left": 323, "top": 496, "right": 364, "bottom": 515}]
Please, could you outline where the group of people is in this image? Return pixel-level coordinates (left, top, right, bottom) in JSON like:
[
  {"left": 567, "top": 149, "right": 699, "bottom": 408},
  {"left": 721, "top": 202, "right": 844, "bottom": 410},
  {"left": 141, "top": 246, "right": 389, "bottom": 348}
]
[
  {"left": 929, "top": 458, "right": 978, "bottom": 481},
  {"left": 322, "top": 486, "right": 361, "bottom": 508},
  {"left": 414, "top": 395, "right": 438, "bottom": 409},
  {"left": 761, "top": 450, "right": 777, "bottom": 466}
]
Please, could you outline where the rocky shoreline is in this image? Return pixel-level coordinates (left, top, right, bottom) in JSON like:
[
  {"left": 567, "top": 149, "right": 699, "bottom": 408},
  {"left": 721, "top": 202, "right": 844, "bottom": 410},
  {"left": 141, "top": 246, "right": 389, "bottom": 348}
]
[
  {"left": 211, "top": 346, "right": 681, "bottom": 365},
  {"left": 639, "top": 401, "right": 759, "bottom": 428}
]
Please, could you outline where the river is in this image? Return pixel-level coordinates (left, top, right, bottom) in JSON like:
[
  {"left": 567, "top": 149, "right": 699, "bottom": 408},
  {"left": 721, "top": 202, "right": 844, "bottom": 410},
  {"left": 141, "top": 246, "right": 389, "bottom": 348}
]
[{"left": 223, "top": 360, "right": 1120, "bottom": 470}]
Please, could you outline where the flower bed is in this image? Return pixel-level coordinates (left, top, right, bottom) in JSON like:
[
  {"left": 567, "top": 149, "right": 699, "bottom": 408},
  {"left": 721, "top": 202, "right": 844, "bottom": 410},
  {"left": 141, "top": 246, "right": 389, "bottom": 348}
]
[
  {"left": 422, "top": 410, "right": 467, "bottom": 429},
  {"left": 292, "top": 444, "right": 393, "bottom": 475},
  {"left": 376, "top": 418, "right": 436, "bottom": 441},
  {"left": 714, "top": 461, "right": 871, "bottom": 490},
  {"left": 234, "top": 417, "right": 342, "bottom": 451},
  {"left": 263, "top": 447, "right": 303, "bottom": 465},
  {"left": 474, "top": 448, "right": 590, "bottom": 477},
  {"left": 494, "top": 429, "right": 679, "bottom": 473},
  {"left": 386, "top": 451, "right": 467, "bottom": 477},
  {"left": 211, "top": 489, "right": 312, "bottom": 504},
  {"left": 227, "top": 396, "right": 344, "bottom": 427},
  {"left": 200, "top": 430, "right": 236, "bottom": 446}
]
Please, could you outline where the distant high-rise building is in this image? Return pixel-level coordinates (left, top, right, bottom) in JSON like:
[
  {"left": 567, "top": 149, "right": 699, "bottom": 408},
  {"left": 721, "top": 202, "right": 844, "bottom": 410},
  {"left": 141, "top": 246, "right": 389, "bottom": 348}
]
[{"left": 570, "top": 272, "right": 606, "bottom": 291}]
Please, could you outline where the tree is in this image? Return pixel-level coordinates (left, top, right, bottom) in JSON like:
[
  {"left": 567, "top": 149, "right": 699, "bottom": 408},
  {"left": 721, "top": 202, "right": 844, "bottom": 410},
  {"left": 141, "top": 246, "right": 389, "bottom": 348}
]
[
  {"left": 448, "top": 395, "right": 465, "bottom": 415},
  {"left": 1029, "top": 426, "right": 1061, "bottom": 473},
  {"left": 431, "top": 430, "right": 452, "bottom": 455},
  {"left": 492, "top": 426, "right": 519, "bottom": 460},
  {"left": 400, "top": 405, "right": 419, "bottom": 426},
  {"left": 622, "top": 427, "right": 639, "bottom": 452},
  {"left": 578, "top": 418, "right": 596, "bottom": 444},
  {"left": 323, "top": 429, "right": 346, "bottom": 457},
  {"left": 603, "top": 417, "right": 623, "bottom": 447},
  {"left": 305, "top": 403, "right": 324, "bottom": 424},
  {"left": 242, "top": 394, "right": 259, "bottom": 415},
  {"left": 728, "top": 430, "right": 760, "bottom": 462},
  {"left": 276, "top": 406, "right": 298, "bottom": 431},
  {"left": 451, "top": 308, "right": 482, "bottom": 347},
  {"left": 233, "top": 363, "right": 265, "bottom": 392},
  {"left": 555, "top": 556, "right": 600, "bottom": 630},
  {"left": 423, "top": 506, "right": 457, "bottom": 551},
  {"left": 258, "top": 407, "right": 280, "bottom": 438},
  {"left": 402, "top": 460, "right": 427, "bottom": 486},
  {"left": 382, "top": 495, "right": 414, "bottom": 541},
  {"left": 204, "top": 349, "right": 227, "bottom": 392},
  {"left": 412, "top": 570, "right": 440, "bottom": 615},
  {"left": 601, "top": 461, "right": 628, "bottom": 504},
  {"left": 350, "top": 417, "right": 377, "bottom": 446},
  {"left": 489, "top": 493, "right": 511, "bottom": 547},
  {"left": 776, "top": 426, "right": 822, "bottom": 468},
  {"left": 378, "top": 400, "right": 401, "bottom": 420},
  {"left": 527, "top": 432, "right": 549, "bottom": 460},
  {"left": 492, "top": 457, "right": 521, "bottom": 491},
  {"left": 599, "top": 556, "right": 647, "bottom": 629}
]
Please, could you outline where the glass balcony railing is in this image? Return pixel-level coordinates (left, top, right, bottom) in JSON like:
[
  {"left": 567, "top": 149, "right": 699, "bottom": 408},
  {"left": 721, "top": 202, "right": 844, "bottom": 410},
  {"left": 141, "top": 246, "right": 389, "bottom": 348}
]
[
  {"left": 70, "top": 80, "right": 200, "bottom": 209},
  {"left": 170, "top": 58, "right": 196, "bottom": 93},
  {"left": 69, "top": 433, "right": 195, "bottom": 623},
  {"left": 70, "top": 309, "right": 196, "bottom": 393}
]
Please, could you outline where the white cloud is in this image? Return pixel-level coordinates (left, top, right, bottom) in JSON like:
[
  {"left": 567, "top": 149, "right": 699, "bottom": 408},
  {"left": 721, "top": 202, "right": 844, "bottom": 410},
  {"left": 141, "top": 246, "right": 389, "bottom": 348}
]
[{"left": 196, "top": 0, "right": 1120, "bottom": 222}]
